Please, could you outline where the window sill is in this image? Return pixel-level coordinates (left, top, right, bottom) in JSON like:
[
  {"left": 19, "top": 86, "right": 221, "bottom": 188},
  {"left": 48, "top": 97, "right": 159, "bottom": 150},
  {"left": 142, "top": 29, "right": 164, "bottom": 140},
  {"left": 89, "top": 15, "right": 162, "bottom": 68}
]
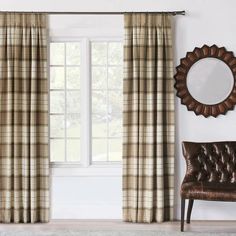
[{"left": 50, "top": 163, "right": 122, "bottom": 177}]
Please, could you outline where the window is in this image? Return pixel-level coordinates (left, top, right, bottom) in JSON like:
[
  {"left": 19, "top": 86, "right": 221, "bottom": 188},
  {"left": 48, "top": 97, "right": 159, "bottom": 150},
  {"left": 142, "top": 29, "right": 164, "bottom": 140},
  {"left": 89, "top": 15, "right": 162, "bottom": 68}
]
[
  {"left": 50, "top": 42, "right": 81, "bottom": 162},
  {"left": 49, "top": 39, "right": 123, "bottom": 164},
  {"left": 92, "top": 42, "right": 123, "bottom": 162}
]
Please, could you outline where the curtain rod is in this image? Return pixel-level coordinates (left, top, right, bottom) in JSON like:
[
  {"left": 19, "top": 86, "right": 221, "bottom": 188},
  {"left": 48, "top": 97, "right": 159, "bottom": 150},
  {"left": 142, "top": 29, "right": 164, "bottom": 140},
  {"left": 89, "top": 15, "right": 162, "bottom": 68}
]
[{"left": 0, "top": 11, "right": 185, "bottom": 16}]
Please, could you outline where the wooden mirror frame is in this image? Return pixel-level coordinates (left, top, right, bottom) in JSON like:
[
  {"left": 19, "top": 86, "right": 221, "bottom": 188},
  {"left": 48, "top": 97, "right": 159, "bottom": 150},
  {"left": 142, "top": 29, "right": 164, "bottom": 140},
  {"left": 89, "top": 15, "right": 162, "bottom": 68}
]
[{"left": 174, "top": 45, "right": 236, "bottom": 117}]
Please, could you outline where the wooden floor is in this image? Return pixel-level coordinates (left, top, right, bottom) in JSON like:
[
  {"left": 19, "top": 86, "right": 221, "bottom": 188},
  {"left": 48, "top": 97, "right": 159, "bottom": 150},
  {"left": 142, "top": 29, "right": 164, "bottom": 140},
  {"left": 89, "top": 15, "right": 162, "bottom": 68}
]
[{"left": 0, "top": 220, "right": 236, "bottom": 233}]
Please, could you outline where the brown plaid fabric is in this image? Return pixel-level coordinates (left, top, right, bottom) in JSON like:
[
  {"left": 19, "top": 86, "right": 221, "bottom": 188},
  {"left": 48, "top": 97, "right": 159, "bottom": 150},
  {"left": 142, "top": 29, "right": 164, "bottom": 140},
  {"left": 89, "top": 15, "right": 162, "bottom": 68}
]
[
  {"left": 0, "top": 13, "right": 49, "bottom": 223},
  {"left": 123, "top": 13, "right": 175, "bottom": 223}
]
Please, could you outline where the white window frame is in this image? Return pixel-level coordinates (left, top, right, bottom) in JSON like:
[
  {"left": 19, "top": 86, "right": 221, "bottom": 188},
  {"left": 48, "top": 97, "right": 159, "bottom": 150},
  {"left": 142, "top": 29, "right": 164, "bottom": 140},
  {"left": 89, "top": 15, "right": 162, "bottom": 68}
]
[{"left": 49, "top": 34, "right": 123, "bottom": 176}]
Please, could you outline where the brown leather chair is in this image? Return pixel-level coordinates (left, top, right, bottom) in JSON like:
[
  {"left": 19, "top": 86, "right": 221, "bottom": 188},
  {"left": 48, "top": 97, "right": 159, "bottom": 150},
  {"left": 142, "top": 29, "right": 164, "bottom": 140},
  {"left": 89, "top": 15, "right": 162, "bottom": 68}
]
[{"left": 180, "top": 141, "right": 236, "bottom": 231}]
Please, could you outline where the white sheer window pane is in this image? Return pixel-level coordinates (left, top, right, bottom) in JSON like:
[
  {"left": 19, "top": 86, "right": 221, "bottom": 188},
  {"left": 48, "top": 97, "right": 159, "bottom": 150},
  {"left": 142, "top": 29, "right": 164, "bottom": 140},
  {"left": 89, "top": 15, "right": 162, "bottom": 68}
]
[
  {"left": 67, "top": 91, "right": 80, "bottom": 113},
  {"left": 50, "top": 115, "right": 65, "bottom": 138},
  {"left": 92, "top": 115, "right": 107, "bottom": 138},
  {"left": 67, "top": 114, "right": 80, "bottom": 138},
  {"left": 92, "top": 139, "right": 107, "bottom": 161},
  {"left": 92, "top": 67, "right": 107, "bottom": 89},
  {"left": 108, "top": 139, "right": 122, "bottom": 161},
  {"left": 92, "top": 90, "right": 107, "bottom": 114},
  {"left": 67, "top": 67, "right": 80, "bottom": 89},
  {"left": 50, "top": 43, "right": 64, "bottom": 65},
  {"left": 50, "top": 91, "right": 65, "bottom": 114},
  {"left": 108, "top": 90, "right": 122, "bottom": 114},
  {"left": 66, "top": 43, "right": 80, "bottom": 65},
  {"left": 109, "top": 115, "right": 122, "bottom": 137},
  {"left": 50, "top": 139, "right": 65, "bottom": 162},
  {"left": 108, "top": 67, "right": 123, "bottom": 90},
  {"left": 50, "top": 67, "right": 64, "bottom": 89},
  {"left": 108, "top": 42, "right": 123, "bottom": 65},
  {"left": 92, "top": 42, "right": 107, "bottom": 65},
  {"left": 67, "top": 139, "right": 80, "bottom": 162}
]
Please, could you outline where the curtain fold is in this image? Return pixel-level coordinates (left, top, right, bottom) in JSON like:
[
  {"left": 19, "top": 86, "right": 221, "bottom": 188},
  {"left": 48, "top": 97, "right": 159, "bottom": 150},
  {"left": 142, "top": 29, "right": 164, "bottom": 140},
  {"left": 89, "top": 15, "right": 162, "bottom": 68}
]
[
  {"left": 123, "top": 13, "right": 175, "bottom": 223},
  {"left": 0, "top": 13, "right": 49, "bottom": 223}
]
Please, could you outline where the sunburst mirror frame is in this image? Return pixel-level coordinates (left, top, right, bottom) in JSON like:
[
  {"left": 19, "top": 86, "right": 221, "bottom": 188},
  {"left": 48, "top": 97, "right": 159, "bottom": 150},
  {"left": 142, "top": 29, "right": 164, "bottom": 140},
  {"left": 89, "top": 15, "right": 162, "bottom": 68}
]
[{"left": 174, "top": 45, "right": 236, "bottom": 117}]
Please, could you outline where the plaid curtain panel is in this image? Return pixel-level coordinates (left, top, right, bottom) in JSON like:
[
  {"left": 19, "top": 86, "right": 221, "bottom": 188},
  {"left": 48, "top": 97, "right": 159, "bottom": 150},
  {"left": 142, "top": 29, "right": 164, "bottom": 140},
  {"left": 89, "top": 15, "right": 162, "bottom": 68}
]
[
  {"left": 123, "top": 13, "right": 175, "bottom": 223},
  {"left": 0, "top": 13, "right": 49, "bottom": 223}
]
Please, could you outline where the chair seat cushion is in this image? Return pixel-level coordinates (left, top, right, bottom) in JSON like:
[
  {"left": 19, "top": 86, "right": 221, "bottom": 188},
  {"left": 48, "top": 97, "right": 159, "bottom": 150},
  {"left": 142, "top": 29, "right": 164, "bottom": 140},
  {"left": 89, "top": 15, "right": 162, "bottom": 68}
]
[{"left": 181, "top": 182, "right": 236, "bottom": 201}]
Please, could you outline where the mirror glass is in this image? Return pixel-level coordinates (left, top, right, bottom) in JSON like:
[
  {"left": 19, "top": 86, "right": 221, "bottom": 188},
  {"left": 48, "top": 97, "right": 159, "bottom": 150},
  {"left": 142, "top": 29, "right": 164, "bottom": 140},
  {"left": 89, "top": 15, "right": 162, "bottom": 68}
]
[{"left": 187, "top": 58, "right": 234, "bottom": 105}]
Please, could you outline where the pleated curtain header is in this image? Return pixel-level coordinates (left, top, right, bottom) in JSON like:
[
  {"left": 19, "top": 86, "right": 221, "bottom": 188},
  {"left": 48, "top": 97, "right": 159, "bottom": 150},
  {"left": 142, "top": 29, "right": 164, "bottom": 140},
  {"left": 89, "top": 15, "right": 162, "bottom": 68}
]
[
  {"left": 124, "top": 13, "right": 171, "bottom": 27},
  {"left": 0, "top": 13, "right": 47, "bottom": 27}
]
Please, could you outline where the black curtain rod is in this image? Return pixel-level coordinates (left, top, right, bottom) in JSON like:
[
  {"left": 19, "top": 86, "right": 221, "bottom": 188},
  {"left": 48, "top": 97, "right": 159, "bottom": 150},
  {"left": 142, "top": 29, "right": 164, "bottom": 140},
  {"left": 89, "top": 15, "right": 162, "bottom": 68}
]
[{"left": 0, "top": 11, "right": 185, "bottom": 16}]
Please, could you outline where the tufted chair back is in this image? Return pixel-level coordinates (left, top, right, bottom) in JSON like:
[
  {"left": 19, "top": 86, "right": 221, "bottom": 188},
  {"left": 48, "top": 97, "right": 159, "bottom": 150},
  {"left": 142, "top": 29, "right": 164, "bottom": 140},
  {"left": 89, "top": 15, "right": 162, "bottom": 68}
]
[{"left": 182, "top": 141, "right": 236, "bottom": 184}]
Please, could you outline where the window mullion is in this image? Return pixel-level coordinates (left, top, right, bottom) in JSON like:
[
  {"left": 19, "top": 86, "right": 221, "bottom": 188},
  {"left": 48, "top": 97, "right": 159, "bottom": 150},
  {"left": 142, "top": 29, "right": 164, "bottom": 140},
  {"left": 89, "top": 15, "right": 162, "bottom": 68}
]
[{"left": 80, "top": 38, "right": 91, "bottom": 167}]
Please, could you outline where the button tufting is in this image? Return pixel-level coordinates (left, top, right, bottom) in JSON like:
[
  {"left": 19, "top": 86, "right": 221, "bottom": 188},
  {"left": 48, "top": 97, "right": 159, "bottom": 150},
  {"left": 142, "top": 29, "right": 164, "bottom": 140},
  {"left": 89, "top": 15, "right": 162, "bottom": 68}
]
[{"left": 182, "top": 142, "right": 236, "bottom": 186}]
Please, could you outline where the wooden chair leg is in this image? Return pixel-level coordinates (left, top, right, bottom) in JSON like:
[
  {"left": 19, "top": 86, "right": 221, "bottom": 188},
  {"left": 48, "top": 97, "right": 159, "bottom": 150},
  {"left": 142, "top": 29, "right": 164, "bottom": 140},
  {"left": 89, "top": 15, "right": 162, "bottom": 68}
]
[
  {"left": 187, "top": 199, "right": 194, "bottom": 224},
  {"left": 181, "top": 198, "right": 185, "bottom": 232}
]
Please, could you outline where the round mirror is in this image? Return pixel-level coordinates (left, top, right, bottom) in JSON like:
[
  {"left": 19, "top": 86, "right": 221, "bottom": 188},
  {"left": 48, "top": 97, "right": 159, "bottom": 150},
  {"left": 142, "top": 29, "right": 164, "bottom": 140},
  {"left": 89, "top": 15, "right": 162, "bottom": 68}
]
[
  {"left": 174, "top": 45, "right": 236, "bottom": 117},
  {"left": 187, "top": 58, "right": 234, "bottom": 105}
]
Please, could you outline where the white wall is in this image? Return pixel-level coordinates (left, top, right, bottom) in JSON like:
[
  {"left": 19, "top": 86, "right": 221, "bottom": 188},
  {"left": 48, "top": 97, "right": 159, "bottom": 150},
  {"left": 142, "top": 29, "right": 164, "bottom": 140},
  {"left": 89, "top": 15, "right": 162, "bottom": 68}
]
[{"left": 3, "top": 0, "right": 236, "bottom": 220}]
